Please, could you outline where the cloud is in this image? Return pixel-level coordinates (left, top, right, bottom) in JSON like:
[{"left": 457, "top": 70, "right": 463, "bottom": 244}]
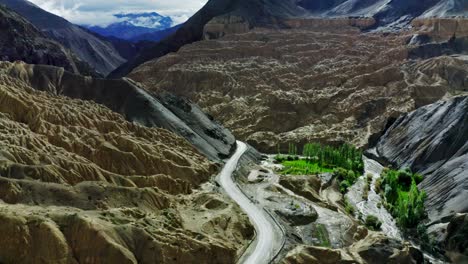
[{"left": 28, "top": 0, "right": 208, "bottom": 26}]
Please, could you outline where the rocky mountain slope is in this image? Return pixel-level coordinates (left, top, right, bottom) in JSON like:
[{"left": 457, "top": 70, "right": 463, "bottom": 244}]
[
  {"left": 0, "top": 5, "right": 95, "bottom": 76},
  {"left": 0, "top": 0, "right": 126, "bottom": 76},
  {"left": 368, "top": 96, "right": 468, "bottom": 262},
  {"left": 2, "top": 61, "right": 235, "bottom": 161},
  {"left": 129, "top": 23, "right": 468, "bottom": 152},
  {"left": 0, "top": 61, "right": 252, "bottom": 263},
  {"left": 283, "top": 233, "right": 424, "bottom": 264},
  {"left": 110, "top": 0, "right": 467, "bottom": 78},
  {"left": 370, "top": 96, "right": 468, "bottom": 222}
]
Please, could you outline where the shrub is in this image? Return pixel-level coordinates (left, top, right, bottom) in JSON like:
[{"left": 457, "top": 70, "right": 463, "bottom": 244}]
[
  {"left": 366, "top": 173, "right": 373, "bottom": 183},
  {"left": 335, "top": 168, "right": 358, "bottom": 193},
  {"left": 340, "top": 180, "right": 352, "bottom": 194},
  {"left": 397, "top": 169, "right": 413, "bottom": 190},
  {"left": 365, "top": 215, "right": 382, "bottom": 231},
  {"left": 414, "top": 173, "right": 424, "bottom": 184},
  {"left": 347, "top": 170, "right": 356, "bottom": 182},
  {"left": 274, "top": 154, "right": 285, "bottom": 163},
  {"left": 417, "top": 223, "right": 438, "bottom": 254},
  {"left": 334, "top": 167, "right": 349, "bottom": 181},
  {"left": 363, "top": 183, "right": 369, "bottom": 200},
  {"left": 344, "top": 198, "right": 356, "bottom": 216},
  {"left": 375, "top": 178, "right": 382, "bottom": 194}
]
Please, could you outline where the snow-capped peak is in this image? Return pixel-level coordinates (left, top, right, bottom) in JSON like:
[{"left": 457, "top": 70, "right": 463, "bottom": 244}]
[{"left": 114, "top": 12, "right": 173, "bottom": 29}]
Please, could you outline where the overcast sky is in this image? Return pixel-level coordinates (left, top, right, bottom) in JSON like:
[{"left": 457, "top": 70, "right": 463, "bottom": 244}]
[{"left": 28, "top": 0, "right": 208, "bottom": 26}]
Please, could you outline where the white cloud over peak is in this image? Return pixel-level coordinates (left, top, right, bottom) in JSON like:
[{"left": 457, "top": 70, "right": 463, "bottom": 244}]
[{"left": 28, "top": 0, "right": 208, "bottom": 26}]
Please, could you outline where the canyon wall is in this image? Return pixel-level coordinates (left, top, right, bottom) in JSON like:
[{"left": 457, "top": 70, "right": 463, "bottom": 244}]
[{"left": 1, "top": 62, "right": 236, "bottom": 160}]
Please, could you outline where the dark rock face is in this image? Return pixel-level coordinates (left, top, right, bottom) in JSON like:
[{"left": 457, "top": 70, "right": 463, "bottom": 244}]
[
  {"left": 0, "top": 0, "right": 126, "bottom": 76},
  {"left": 0, "top": 5, "right": 95, "bottom": 76},
  {"left": 129, "top": 25, "right": 182, "bottom": 43},
  {"left": 444, "top": 213, "right": 468, "bottom": 263},
  {"left": 5, "top": 62, "right": 235, "bottom": 161},
  {"left": 371, "top": 96, "right": 468, "bottom": 222},
  {"left": 277, "top": 208, "right": 318, "bottom": 226},
  {"left": 355, "top": 235, "right": 424, "bottom": 264},
  {"left": 409, "top": 36, "right": 468, "bottom": 59}
]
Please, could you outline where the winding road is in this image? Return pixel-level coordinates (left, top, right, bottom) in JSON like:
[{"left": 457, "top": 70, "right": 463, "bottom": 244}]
[{"left": 219, "top": 141, "right": 284, "bottom": 264}]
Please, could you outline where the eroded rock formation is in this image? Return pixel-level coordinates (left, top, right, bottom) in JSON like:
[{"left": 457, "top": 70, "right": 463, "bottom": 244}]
[
  {"left": 129, "top": 26, "right": 468, "bottom": 152},
  {"left": 283, "top": 233, "right": 423, "bottom": 264},
  {"left": 0, "top": 62, "right": 236, "bottom": 160},
  {"left": 111, "top": 0, "right": 468, "bottom": 78},
  {"left": 0, "top": 66, "right": 252, "bottom": 263}
]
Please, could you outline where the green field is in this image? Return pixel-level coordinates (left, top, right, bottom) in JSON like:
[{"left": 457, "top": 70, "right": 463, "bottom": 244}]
[
  {"left": 276, "top": 142, "right": 364, "bottom": 193},
  {"left": 280, "top": 159, "right": 334, "bottom": 175}
]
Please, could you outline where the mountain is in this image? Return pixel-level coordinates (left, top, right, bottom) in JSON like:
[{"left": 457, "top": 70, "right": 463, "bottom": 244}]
[
  {"left": 0, "top": 0, "right": 126, "bottom": 76},
  {"left": 110, "top": 0, "right": 468, "bottom": 78},
  {"left": 4, "top": 61, "right": 236, "bottom": 161},
  {"left": 0, "top": 60, "right": 251, "bottom": 263},
  {"left": 0, "top": 5, "right": 95, "bottom": 76},
  {"left": 368, "top": 96, "right": 468, "bottom": 261},
  {"left": 129, "top": 24, "right": 182, "bottom": 42},
  {"left": 108, "top": 0, "right": 306, "bottom": 77},
  {"left": 369, "top": 96, "right": 468, "bottom": 222},
  {"left": 87, "top": 12, "right": 174, "bottom": 40}
]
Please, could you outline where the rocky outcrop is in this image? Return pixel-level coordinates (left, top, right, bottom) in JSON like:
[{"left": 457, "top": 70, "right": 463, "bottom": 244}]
[
  {"left": 0, "top": 66, "right": 251, "bottom": 263},
  {"left": 1, "top": 62, "right": 235, "bottom": 160},
  {"left": 412, "top": 18, "right": 468, "bottom": 41},
  {"left": 279, "top": 176, "right": 323, "bottom": 204},
  {"left": 371, "top": 96, "right": 468, "bottom": 223},
  {"left": 0, "top": 5, "right": 95, "bottom": 76},
  {"left": 284, "top": 18, "right": 376, "bottom": 31},
  {"left": 283, "top": 233, "right": 423, "bottom": 264},
  {"left": 0, "top": 0, "right": 126, "bottom": 76},
  {"left": 444, "top": 213, "right": 468, "bottom": 263},
  {"left": 129, "top": 25, "right": 468, "bottom": 152}
]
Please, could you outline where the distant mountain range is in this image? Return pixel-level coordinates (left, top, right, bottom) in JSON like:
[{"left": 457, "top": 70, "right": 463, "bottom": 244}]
[{"left": 86, "top": 12, "right": 175, "bottom": 41}]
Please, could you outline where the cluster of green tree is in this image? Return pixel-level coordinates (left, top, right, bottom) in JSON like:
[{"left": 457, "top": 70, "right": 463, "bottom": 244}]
[
  {"left": 276, "top": 143, "right": 364, "bottom": 193},
  {"left": 288, "top": 143, "right": 298, "bottom": 156},
  {"left": 379, "top": 169, "right": 426, "bottom": 229},
  {"left": 334, "top": 168, "right": 358, "bottom": 193},
  {"left": 302, "top": 143, "right": 364, "bottom": 173}
]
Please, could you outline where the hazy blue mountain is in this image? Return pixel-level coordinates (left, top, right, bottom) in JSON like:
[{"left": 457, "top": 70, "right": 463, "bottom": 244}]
[{"left": 87, "top": 12, "right": 173, "bottom": 40}]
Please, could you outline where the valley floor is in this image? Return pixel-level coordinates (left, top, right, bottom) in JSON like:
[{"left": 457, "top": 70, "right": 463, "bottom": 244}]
[{"left": 229, "top": 151, "right": 444, "bottom": 263}]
